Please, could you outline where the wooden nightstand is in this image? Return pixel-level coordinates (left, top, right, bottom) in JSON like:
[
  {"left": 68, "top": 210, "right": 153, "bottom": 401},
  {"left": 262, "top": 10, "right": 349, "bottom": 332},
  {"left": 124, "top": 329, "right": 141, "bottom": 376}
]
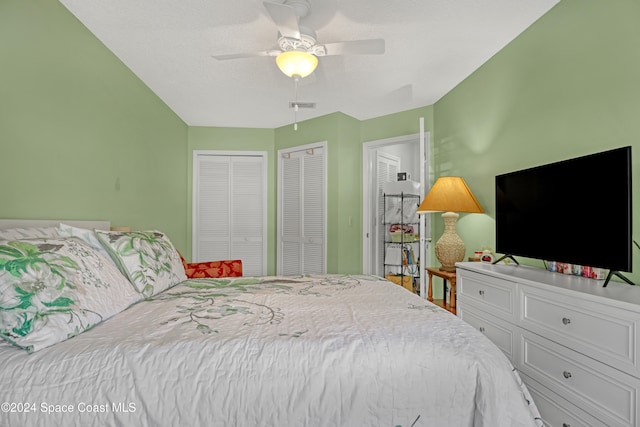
[{"left": 426, "top": 267, "right": 456, "bottom": 314}]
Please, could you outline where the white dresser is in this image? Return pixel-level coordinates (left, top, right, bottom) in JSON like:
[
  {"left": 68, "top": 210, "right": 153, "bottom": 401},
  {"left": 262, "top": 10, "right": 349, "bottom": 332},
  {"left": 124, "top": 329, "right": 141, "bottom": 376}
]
[{"left": 456, "top": 262, "right": 640, "bottom": 427}]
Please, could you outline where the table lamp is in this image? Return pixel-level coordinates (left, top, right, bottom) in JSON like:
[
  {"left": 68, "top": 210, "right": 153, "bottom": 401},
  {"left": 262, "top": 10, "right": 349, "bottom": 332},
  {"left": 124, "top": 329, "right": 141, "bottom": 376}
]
[{"left": 417, "top": 176, "right": 484, "bottom": 272}]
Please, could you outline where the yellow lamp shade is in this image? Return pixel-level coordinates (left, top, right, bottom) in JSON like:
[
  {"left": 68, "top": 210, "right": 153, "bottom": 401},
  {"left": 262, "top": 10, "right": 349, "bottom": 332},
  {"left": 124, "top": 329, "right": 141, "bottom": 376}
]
[
  {"left": 416, "top": 176, "right": 484, "bottom": 214},
  {"left": 276, "top": 50, "right": 318, "bottom": 78}
]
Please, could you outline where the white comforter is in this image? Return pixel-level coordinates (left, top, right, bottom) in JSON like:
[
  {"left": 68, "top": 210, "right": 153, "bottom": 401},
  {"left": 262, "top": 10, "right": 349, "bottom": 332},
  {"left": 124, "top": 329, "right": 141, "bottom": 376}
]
[{"left": 0, "top": 274, "right": 541, "bottom": 427}]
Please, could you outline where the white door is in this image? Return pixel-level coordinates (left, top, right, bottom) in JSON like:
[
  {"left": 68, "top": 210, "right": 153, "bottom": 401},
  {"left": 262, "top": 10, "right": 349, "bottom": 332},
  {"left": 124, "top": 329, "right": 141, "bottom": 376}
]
[
  {"left": 192, "top": 151, "right": 267, "bottom": 276},
  {"left": 278, "top": 143, "right": 327, "bottom": 275},
  {"left": 375, "top": 152, "right": 400, "bottom": 277}
]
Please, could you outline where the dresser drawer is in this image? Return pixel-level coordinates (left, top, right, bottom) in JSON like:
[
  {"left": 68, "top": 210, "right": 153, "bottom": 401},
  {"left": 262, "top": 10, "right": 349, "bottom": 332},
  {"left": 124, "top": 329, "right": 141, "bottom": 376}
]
[
  {"left": 518, "top": 330, "right": 640, "bottom": 427},
  {"left": 458, "top": 302, "right": 516, "bottom": 361},
  {"left": 457, "top": 269, "right": 517, "bottom": 322},
  {"left": 519, "top": 283, "right": 640, "bottom": 377},
  {"left": 522, "top": 373, "right": 608, "bottom": 427}
]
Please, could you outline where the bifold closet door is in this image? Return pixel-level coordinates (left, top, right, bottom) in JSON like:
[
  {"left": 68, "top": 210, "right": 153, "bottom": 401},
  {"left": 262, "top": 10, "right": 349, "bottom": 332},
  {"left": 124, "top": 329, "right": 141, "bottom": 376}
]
[
  {"left": 278, "top": 145, "right": 326, "bottom": 275},
  {"left": 193, "top": 152, "right": 266, "bottom": 276}
]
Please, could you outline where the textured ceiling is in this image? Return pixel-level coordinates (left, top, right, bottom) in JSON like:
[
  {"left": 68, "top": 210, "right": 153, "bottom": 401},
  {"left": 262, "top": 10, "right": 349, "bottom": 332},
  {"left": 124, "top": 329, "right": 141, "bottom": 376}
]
[{"left": 59, "top": 0, "right": 560, "bottom": 129}]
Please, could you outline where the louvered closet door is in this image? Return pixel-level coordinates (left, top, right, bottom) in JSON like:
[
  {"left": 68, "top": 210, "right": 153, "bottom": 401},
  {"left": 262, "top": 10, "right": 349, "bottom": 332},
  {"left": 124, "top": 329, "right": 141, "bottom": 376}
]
[
  {"left": 281, "top": 155, "right": 302, "bottom": 275},
  {"left": 230, "top": 157, "right": 265, "bottom": 275},
  {"left": 279, "top": 146, "right": 326, "bottom": 275},
  {"left": 193, "top": 153, "right": 266, "bottom": 276},
  {"left": 195, "top": 156, "right": 231, "bottom": 261}
]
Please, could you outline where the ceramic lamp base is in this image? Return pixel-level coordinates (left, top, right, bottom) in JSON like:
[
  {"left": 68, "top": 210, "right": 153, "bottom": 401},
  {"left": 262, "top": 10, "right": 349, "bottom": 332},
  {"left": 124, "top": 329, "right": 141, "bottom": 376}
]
[{"left": 434, "top": 212, "right": 466, "bottom": 272}]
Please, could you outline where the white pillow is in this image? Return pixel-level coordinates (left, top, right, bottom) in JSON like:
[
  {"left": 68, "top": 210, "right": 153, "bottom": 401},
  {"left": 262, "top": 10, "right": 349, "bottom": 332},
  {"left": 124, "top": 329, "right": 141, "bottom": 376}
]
[
  {"left": 58, "top": 223, "right": 111, "bottom": 259},
  {"left": 0, "top": 227, "right": 60, "bottom": 241}
]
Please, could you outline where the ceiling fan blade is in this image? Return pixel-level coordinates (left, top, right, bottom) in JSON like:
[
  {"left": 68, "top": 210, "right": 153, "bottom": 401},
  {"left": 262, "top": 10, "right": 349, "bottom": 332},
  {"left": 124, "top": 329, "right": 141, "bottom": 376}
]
[
  {"left": 263, "top": 1, "right": 300, "bottom": 39},
  {"left": 321, "top": 39, "right": 385, "bottom": 56},
  {"left": 212, "top": 50, "right": 281, "bottom": 60}
]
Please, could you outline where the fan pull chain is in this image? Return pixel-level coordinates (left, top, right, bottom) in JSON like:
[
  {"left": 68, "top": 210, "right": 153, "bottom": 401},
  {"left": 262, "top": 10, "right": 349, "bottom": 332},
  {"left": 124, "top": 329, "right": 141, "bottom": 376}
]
[{"left": 293, "top": 76, "right": 299, "bottom": 131}]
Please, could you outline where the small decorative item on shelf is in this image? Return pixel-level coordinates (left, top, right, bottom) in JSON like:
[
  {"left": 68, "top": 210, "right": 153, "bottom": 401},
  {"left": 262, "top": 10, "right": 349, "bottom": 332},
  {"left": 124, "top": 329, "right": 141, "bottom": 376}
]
[
  {"left": 546, "top": 261, "right": 608, "bottom": 281},
  {"left": 389, "top": 223, "right": 414, "bottom": 233},
  {"left": 587, "top": 267, "right": 607, "bottom": 280},
  {"left": 557, "top": 263, "right": 572, "bottom": 274},
  {"left": 390, "top": 223, "right": 416, "bottom": 243},
  {"left": 480, "top": 249, "right": 494, "bottom": 263}
]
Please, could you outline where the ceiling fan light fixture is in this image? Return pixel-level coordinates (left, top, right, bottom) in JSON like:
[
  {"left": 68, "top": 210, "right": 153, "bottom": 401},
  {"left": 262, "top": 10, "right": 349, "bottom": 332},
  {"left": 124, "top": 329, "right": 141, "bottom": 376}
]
[{"left": 276, "top": 50, "right": 318, "bottom": 78}]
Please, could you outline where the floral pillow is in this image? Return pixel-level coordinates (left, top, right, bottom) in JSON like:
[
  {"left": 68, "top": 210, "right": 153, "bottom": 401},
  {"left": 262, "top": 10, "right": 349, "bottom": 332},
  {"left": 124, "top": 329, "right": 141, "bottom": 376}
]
[
  {"left": 0, "top": 237, "right": 142, "bottom": 353},
  {"left": 58, "top": 223, "right": 111, "bottom": 259},
  {"left": 95, "top": 230, "right": 186, "bottom": 298}
]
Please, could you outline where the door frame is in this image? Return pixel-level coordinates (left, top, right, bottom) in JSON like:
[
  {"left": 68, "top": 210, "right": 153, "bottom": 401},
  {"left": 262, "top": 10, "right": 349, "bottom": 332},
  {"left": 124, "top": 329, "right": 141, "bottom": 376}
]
[{"left": 362, "top": 124, "right": 430, "bottom": 297}]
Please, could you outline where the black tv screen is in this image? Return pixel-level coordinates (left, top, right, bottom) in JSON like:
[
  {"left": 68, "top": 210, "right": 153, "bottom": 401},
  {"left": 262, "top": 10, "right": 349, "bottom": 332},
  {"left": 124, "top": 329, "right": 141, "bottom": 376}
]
[{"left": 495, "top": 146, "right": 632, "bottom": 273}]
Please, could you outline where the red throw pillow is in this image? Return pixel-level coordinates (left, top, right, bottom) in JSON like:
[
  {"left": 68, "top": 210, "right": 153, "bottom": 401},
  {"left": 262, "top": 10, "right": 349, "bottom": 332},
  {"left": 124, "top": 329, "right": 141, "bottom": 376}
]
[{"left": 179, "top": 254, "right": 243, "bottom": 279}]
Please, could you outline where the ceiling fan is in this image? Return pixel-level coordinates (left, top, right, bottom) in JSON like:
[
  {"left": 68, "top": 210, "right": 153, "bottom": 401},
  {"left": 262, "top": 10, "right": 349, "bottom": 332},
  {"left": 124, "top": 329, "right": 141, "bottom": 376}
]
[{"left": 212, "top": 0, "right": 385, "bottom": 79}]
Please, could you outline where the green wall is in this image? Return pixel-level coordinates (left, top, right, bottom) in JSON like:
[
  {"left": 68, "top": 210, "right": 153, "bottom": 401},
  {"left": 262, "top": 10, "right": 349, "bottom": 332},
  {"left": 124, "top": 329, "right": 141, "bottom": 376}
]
[
  {"left": 5, "top": 0, "right": 640, "bottom": 285},
  {"left": 0, "top": 0, "right": 189, "bottom": 252},
  {"left": 433, "top": 0, "right": 640, "bottom": 283},
  {"left": 360, "top": 106, "right": 434, "bottom": 143}
]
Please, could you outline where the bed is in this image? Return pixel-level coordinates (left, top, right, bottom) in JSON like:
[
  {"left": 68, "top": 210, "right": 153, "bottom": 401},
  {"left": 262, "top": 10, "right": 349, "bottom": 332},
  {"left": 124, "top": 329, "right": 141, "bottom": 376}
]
[{"left": 0, "top": 220, "right": 543, "bottom": 427}]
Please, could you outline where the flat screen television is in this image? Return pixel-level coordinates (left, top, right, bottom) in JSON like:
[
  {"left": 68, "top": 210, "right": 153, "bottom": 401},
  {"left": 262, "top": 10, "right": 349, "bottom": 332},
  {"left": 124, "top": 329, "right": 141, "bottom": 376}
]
[{"left": 495, "top": 146, "right": 633, "bottom": 286}]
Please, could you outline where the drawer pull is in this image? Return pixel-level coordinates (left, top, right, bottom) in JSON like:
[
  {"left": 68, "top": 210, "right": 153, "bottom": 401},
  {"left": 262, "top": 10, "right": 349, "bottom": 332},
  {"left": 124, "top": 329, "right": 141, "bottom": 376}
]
[
  {"left": 562, "top": 424, "right": 571, "bottom": 427},
  {"left": 563, "top": 371, "right": 572, "bottom": 379},
  {"left": 478, "top": 290, "right": 485, "bottom": 296},
  {"left": 479, "top": 327, "right": 485, "bottom": 333},
  {"left": 562, "top": 317, "right": 571, "bottom": 325}
]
